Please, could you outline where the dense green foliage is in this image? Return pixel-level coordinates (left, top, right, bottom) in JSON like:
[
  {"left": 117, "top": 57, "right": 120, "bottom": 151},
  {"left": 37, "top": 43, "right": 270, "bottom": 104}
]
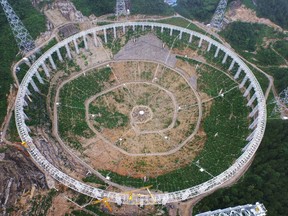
[
  {"left": 71, "top": 0, "right": 116, "bottom": 17},
  {"left": 71, "top": 0, "right": 173, "bottom": 17},
  {"left": 221, "top": 22, "right": 281, "bottom": 52},
  {"left": 193, "top": 120, "right": 288, "bottom": 216},
  {"left": 264, "top": 67, "right": 288, "bottom": 93},
  {"left": 273, "top": 40, "right": 288, "bottom": 60},
  {"left": 175, "top": 0, "right": 232, "bottom": 23},
  {"left": 131, "top": 0, "right": 174, "bottom": 16},
  {"left": 256, "top": 0, "right": 288, "bottom": 29},
  {"left": 220, "top": 22, "right": 286, "bottom": 66},
  {"left": 0, "top": 0, "right": 46, "bottom": 124}
]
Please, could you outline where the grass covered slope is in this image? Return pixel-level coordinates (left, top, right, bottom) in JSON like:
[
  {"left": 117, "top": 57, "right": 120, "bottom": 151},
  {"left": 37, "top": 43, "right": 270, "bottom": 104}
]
[
  {"left": 0, "top": 0, "right": 46, "bottom": 124},
  {"left": 193, "top": 120, "right": 288, "bottom": 216}
]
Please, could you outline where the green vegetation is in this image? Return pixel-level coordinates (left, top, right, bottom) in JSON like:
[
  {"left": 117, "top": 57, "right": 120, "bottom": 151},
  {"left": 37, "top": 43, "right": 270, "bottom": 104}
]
[
  {"left": 242, "top": 0, "right": 257, "bottom": 10},
  {"left": 71, "top": 210, "right": 94, "bottom": 216},
  {"left": 72, "top": 0, "right": 173, "bottom": 17},
  {"left": 264, "top": 67, "right": 288, "bottom": 93},
  {"left": 82, "top": 174, "right": 106, "bottom": 185},
  {"left": 58, "top": 67, "right": 112, "bottom": 149},
  {"left": 157, "top": 17, "right": 206, "bottom": 34},
  {"left": 29, "top": 189, "right": 58, "bottom": 216},
  {"left": 0, "top": 146, "right": 8, "bottom": 153},
  {"left": 0, "top": 0, "right": 46, "bottom": 124},
  {"left": 90, "top": 105, "right": 128, "bottom": 129},
  {"left": 220, "top": 22, "right": 286, "bottom": 66},
  {"left": 131, "top": 0, "right": 174, "bottom": 16},
  {"left": 273, "top": 40, "right": 288, "bottom": 60},
  {"left": 193, "top": 120, "right": 288, "bottom": 216},
  {"left": 175, "top": 0, "right": 233, "bottom": 23},
  {"left": 71, "top": 0, "right": 116, "bottom": 17},
  {"left": 256, "top": 0, "right": 288, "bottom": 29},
  {"left": 98, "top": 60, "right": 249, "bottom": 192}
]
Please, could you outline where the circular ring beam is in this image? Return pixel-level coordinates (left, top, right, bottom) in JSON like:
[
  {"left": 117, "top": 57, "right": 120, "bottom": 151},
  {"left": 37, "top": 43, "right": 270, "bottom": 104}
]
[{"left": 15, "top": 22, "right": 266, "bottom": 206}]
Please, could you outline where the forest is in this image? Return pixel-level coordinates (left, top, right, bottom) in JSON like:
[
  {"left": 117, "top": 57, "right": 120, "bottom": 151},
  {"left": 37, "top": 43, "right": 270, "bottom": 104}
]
[
  {"left": 256, "top": 0, "right": 288, "bottom": 29},
  {"left": 71, "top": 0, "right": 173, "bottom": 17},
  {"left": 193, "top": 120, "right": 288, "bottom": 215}
]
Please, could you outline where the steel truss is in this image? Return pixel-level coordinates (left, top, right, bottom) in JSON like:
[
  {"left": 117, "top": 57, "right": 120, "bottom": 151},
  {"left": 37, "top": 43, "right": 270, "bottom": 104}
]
[
  {"left": 0, "top": 0, "right": 35, "bottom": 53},
  {"left": 116, "top": 0, "right": 127, "bottom": 17},
  {"left": 196, "top": 202, "right": 267, "bottom": 216},
  {"left": 210, "top": 0, "right": 228, "bottom": 30}
]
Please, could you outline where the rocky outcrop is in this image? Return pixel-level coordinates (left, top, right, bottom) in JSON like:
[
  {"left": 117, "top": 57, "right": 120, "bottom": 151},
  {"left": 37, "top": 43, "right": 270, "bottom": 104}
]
[{"left": 0, "top": 147, "right": 47, "bottom": 215}]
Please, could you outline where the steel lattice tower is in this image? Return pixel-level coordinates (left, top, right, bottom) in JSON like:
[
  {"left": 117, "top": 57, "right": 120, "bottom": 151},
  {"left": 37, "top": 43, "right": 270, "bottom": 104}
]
[
  {"left": 116, "top": 0, "right": 127, "bottom": 17},
  {"left": 196, "top": 202, "right": 267, "bottom": 216},
  {"left": 0, "top": 0, "right": 35, "bottom": 53},
  {"left": 210, "top": 0, "right": 228, "bottom": 30}
]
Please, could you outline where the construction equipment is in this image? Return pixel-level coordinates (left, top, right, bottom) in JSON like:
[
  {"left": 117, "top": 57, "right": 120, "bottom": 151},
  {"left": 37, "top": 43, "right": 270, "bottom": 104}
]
[
  {"left": 14, "top": 142, "right": 29, "bottom": 157},
  {"left": 122, "top": 185, "right": 154, "bottom": 202},
  {"left": 92, "top": 197, "right": 112, "bottom": 212}
]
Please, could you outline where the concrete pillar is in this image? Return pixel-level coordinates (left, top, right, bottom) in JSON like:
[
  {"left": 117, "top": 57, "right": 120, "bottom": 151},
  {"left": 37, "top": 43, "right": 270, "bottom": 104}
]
[
  {"left": 73, "top": 39, "right": 79, "bottom": 54},
  {"left": 198, "top": 38, "right": 203, "bottom": 48},
  {"left": 65, "top": 44, "right": 72, "bottom": 59},
  {"left": 132, "top": 25, "right": 135, "bottom": 31},
  {"left": 49, "top": 55, "right": 56, "bottom": 70},
  {"left": 113, "top": 27, "right": 117, "bottom": 39},
  {"left": 179, "top": 31, "right": 183, "bottom": 39},
  {"left": 207, "top": 42, "right": 212, "bottom": 52},
  {"left": 222, "top": 53, "right": 228, "bottom": 64},
  {"left": 246, "top": 130, "right": 255, "bottom": 141},
  {"left": 104, "top": 28, "right": 107, "bottom": 43},
  {"left": 83, "top": 35, "right": 88, "bottom": 50},
  {"left": 214, "top": 47, "right": 220, "bottom": 58},
  {"left": 228, "top": 60, "right": 235, "bottom": 71},
  {"left": 30, "top": 79, "right": 39, "bottom": 92},
  {"left": 247, "top": 94, "right": 257, "bottom": 107},
  {"left": 234, "top": 67, "right": 242, "bottom": 79},
  {"left": 161, "top": 26, "right": 164, "bottom": 33},
  {"left": 22, "top": 111, "right": 29, "bottom": 120},
  {"left": 35, "top": 71, "right": 44, "bottom": 84},
  {"left": 151, "top": 25, "right": 154, "bottom": 30},
  {"left": 249, "top": 105, "right": 259, "bottom": 118},
  {"left": 56, "top": 49, "right": 63, "bottom": 62},
  {"left": 142, "top": 25, "right": 145, "bottom": 31},
  {"left": 170, "top": 28, "right": 173, "bottom": 36},
  {"left": 23, "top": 99, "right": 28, "bottom": 107},
  {"left": 244, "top": 83, "right": 253, "bottom": 97},
  {"left": 26, "top": 88, "right": 31, "bottom": 96},
  {"left": 189, "top": 34, "right": 193, "bottom": 43},
  {"left": 26, "top": 125, "right": 31, "bottom": 133},
  {"left": 122, "top": 25, "right": 125, "bottom": 34},
  {"left": 41, "top": 63, "right": 50, "bottom": 78},
  {"left": 239, "top": 75, "right": 248, "bottom": 89},
  {"left": 249, "top": 117, "right": 258, "bottom": 129},
  {"left": 23, "top": 58, "right": 31, "bottom": 67},
  {"left": 93, "top": 32, "right": 98, "bottom": 47}
]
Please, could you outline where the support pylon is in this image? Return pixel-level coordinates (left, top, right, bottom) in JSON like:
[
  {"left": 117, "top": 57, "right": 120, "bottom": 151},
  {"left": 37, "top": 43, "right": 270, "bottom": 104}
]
[
  {"left": 210, "top": 0, "right": 228, "bottom": 30},
  {"left": 116, "top": 0, "right": 128, "bottom": 18},
  {"left": 0, "top": 0, "right": 35, "bottom": 53}
]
